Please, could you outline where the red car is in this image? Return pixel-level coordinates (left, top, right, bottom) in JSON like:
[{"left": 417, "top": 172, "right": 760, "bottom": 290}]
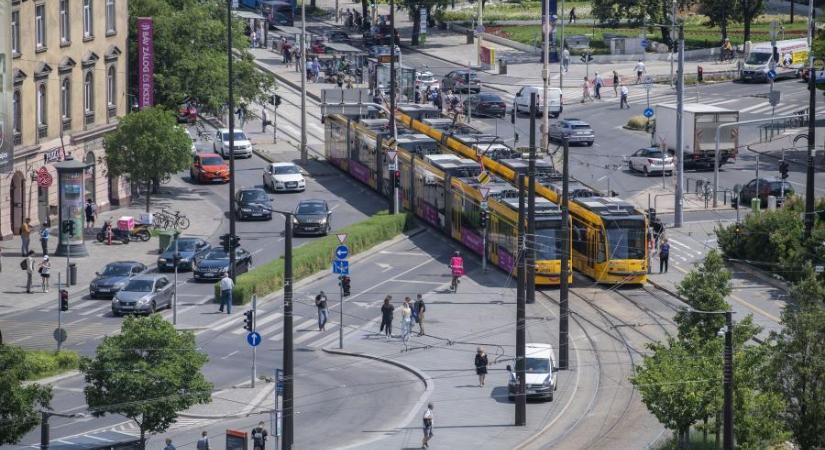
[{"left": 190, "top": 153, "right": 229, "bottom": 184}]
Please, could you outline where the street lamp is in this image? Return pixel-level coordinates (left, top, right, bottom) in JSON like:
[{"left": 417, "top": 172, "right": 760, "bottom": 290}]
[{"left": 40, "top": 410, "right": 86, "bottom": 450}]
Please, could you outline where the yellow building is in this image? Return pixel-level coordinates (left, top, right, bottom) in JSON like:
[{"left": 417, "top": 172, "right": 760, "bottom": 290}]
[{"left": 3, "top": 0, "right": 129, "bottom": 237}]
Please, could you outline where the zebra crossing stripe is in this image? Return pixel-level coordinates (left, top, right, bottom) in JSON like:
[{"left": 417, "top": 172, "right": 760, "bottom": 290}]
[
  {"left": 740, "top": 102, "right": 770, "bottom": 113},
  {"left": 293, "top": 323, "right": 338, "bottom": 345},
  {"left": 269, "top": 318, "right": 317, "bottom": 341}
]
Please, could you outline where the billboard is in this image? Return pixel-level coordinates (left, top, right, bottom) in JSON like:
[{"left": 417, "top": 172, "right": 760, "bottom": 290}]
[
  {"left": 0, "top": 0, "right": 13, "bottom": 172},
  {"left": 137, "top": 17, "right": 154, "bottom": 109}
]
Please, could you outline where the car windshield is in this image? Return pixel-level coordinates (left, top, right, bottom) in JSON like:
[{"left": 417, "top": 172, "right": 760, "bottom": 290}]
[
  {"left": 478, "top": 94, "right": 501, "bottom": 102},
  {"left": 605, "top": 219, "right": 646, "bottom": 260},
  {"left": 102, "top": 264, "right": 132, "bottom": 276},
  {"left": 203, "top": 249, "right": 229, "bottom": 260},
  {"left": 240, "top": 190, "right": 268, "bottom": 202},
  {"left": 525, "top": 357, "right": 551, "bottom": 374},
  {"left": 124, "top": 279, "right": 154, "bottom": 292},
  {"left": 571, "top": 124, "right": 591, "bottom": 129},
  {"left": 201, "top": 157, "right": 224, "bottom": 165},
  {"left": 273, "top": 165, "right": 300, "bottom": 175},
  {"left": 645, "top": 150, "right": 665, "bottom": 158},
  {"left": 297, "top": 203, "right": 327, "bottom": 214},
  {"left": 746, "top": 52, "right": 772, "bottom": 65},
  {"left": 224, "top": 131, "right": 248, "bottom": 141},
  {"left": 170, "top": 239, "right": 199, "bottom": 252}
]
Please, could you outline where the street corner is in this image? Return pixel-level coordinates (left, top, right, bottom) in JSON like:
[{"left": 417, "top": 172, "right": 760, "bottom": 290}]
[{"left": 178, "top": 381, "right": 277, "bottom": 419}]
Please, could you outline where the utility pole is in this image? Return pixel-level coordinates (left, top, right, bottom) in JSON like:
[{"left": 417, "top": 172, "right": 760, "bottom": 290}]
[
  {"left": 723, "top": 311, "right": 734, "bottom": 450},
  {"left": 559, "top": 0, "right": 564, "bottom": 91},
  {"left": 527, "top": 94, "right": 537, "bottom": 304},
  {"left": 559, "top": 137, "right": 570, "bottom": 370},
  {"left": 282, "top": 213, "right": 294, "bottom": 450},
  {"left": 515, "top": 175, "right": 527, "bottom": 426},
  {"left": 542, "top": 0, "right": 550, "bottom": 153},
  {"left": 804, "top": 1, "right": 816, "bottom": 239},
  {"left": 670, "top": 0, "right": 676, "bottom": 88},
  {"left": 173, "top": 237, "right": 178, "bottom": 324},
  {"left": 251, "top": 292, "right": 257, "bottom": 388},
  {"left": 674, "top": 23, "right": 685, "bottom": 228},
  {"left": 300, "top": 0, "right": 307, "bottom": 163},
  {"left": 477, "top": 0, "right": 484, "bottom": 66},
  {"left": 389, "top": 0, "right": 398, "bottom": 215},
  {"left": 227, "top": 0, "right": 237, "bottom": 279}
]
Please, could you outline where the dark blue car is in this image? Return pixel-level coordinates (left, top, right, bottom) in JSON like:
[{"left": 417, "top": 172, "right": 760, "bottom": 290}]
[
  {"left": 157, "top": 237, "right": 211, "bottom": 271},
  {"left": 193, "top": 247, "right": 253, "bottom": 281},
  {"left": 89, "top": 261, "right": 148, "bottom": 299}
]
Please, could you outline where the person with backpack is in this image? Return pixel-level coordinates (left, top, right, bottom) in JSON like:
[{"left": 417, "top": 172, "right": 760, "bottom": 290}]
[
  {"left": 315, "top": 290, "right": 328, "bottom": 331},
  {"left": 475, "top": 347, "right": 489, "bottom": 387},
  {"left": 23, "top": 251, "right": 35, "bottom": 294},
  {"left": 380, "top": 296, "right": 394, "bottom": 340},
  {"left": 39, "top": 225, "right": 50, "bottom": 256},
  {"left": 195, "top": 431, "right": 210, "bottom": 450},
  {"left": 414, "top": 293, "right": 426, "bottom": 336},
  {"left": 659, "top": 239, "right": 670, "bottom": 273},
  {"left": 251, "top": 421, "right": 268, "bottom": 450},
  {"left": 85, "top": 199, "right": 97, "bottom": 230}
]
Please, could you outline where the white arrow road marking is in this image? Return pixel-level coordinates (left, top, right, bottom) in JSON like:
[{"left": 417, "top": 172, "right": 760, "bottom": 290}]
[{"left": 375, "top": 262, "right": 393, "bottom": 272}]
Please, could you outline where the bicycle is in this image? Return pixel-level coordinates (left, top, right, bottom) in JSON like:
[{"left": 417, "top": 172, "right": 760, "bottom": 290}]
[{"left": 160, "top": 209, "right": 191, "bottom": 230}]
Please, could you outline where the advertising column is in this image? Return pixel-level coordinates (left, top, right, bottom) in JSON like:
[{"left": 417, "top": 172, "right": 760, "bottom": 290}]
[
  {"left": 0, "top": 0, "right": 13, "bottom": 173},
  {"left": 55, "top": 158, "right": 89, "bottom": 257},
  {"left": 137, "top": 18, "right": 154, "bottom": 109}
]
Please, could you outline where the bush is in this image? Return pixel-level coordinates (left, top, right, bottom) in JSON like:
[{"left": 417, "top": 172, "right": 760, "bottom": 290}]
[
  {"left": 215, "top": 211, "right": 413, "bottom": 304},
  {"left": 16, "top": 349, "right": 81, "bottom": 380},
  {"left": 625, "top": 115, "right": 653, "bottom": 130}
]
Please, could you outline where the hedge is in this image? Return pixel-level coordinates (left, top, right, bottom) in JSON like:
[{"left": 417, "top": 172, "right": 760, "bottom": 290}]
[
  {"left": 17, "top": 349, "right": 81, "bottom": 380},
  {"left": 215, "top": 211, "right": 414, "bottom": 304}
]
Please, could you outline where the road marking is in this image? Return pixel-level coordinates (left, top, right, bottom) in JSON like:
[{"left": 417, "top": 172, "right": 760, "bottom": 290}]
[
  {"left": 234, "top": 312, "right": 283, "bottom": 335},
  {"left": 269, "top": 318, "right": 317, "bottom": 341},
  {"left": 221, "top": 350, "right": 239, "bottom": 359},
  {"left": 73, "top": 300, "right": 101, "bottom": 309},
  {"left": 774, "top": 104, "right": 803, "bottom": 115},
  {"left": 212, "top": 310, "right": 265, "bottom": 332},
  {"left": 705, "top": 98, "right": 739, "bottom": 106},
  {"left": 79, "top": 303, "right": 112, "bottom": 316},
  {"left": 740, "top": 102, "right": 770, "bottom": 113},
  {"left": 293, "top": 323, "right": 338, "bottom": 345},
  {"left": 65, "top": 317, "right": 88, "bottom": 326},
  {"left": 379, "top": 250, "right": 427, "bottom": 256},
  {"left": 396, "top": 279, "right": 444, "bottom": 285},
  {"left": 730, "top": 293, "right": 781, "bottom": 323}
]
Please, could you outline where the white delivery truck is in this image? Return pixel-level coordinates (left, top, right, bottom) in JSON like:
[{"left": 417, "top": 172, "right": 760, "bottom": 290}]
[
  {"left": 741, "top": 38, "right": 809, "bottom": 82},
  {"left": 654, "top": 103, "right": 740, "bottom": 170}
]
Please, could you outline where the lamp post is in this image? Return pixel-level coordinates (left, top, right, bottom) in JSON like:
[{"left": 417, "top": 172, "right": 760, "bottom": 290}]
[{"left": 40, "top": 410, "right": 86, "bottom": 450}]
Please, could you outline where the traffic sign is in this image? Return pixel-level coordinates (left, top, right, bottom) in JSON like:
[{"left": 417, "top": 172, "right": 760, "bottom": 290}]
[
  {"left": 335, "top": 245, "right": 349, "bottom": 260},
  {"left": 767, "top": 69, "right": 777, "bottom": 81},
  {"left": 477, "top": 171, "right": 491, "bottom": 184},
  {"left": 275, "top": 368, "right": 284, "bottom": 394},
  {"left": 53, "top": 327, "right": 67, "bottom": 343},
  {"left": 336, "top": 233, "right": 347, "bottom": 244},
  {"left": 387, "top": 151, "right": 398, "bottom": 170},
  {"left": 480, "top": 200, "right": 488, "bottom": 210},
  {"left": 476, "top": 25, "right": 485, "bottom": 34},
  {"left": 247, "top": 331, "right": 262, "bottom": 347},
  {"left": 479, "top": 187, "right": 491, "bottom": 200},
  {"left": 643, "top": 107, "right": 654, "bottom": 118},
  {"left": 640, "top": 38, "right": 649, "bottom": 49},
  {"left": 332, "top": 259, "right": 349, "bottom": 275}
]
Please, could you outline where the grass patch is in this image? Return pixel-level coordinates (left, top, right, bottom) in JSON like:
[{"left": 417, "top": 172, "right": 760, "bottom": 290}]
[
  {"left": 215, "top": 211, "right": 414, "bottom": 304},
  {"left": 437, "top": 1, "right": 592, "bottom": 22},
  {"left": 16, "top": 349, "right": 81, "bottom": 380}
]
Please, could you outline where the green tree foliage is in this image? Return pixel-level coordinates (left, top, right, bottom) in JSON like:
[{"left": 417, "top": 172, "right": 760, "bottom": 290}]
[
  {"left": 104, "top": 107, "right": 193, "bottom": 212},
  {"left": 768, "top": 269, "right": 825, "bottom": 450},
  {"left": 128, "top": 0, "right": 275, "bottom": 114},
  {"left": 0, "top": 346, "right": 53, "bottom": 445},
  {"left": 82, "top": 315, "right": 212, "bottom": 448},
  {"left": 696, "top": 0, "right": 741, "bottom": 40},
  {"left": 675, "top": 250, "right": 732, "bottom": 342},
  {"left": 591, "top": 0, "right": 691, "bottom": 44},
  {"left": 403, "top": 0, "right": 450, "bottom": 45},
  {"left": 738, "top": 0, "right": 765, "bottom": 43}
]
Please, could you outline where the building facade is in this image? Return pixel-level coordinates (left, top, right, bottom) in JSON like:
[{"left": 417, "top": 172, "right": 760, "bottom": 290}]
[{"left": 3, "top": 0, "right": 129, "bottom": 237}]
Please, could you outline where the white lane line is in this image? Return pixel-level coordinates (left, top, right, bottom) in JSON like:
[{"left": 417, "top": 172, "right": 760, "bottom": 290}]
[
  {"left": 773, "top": 104, "right": 803, "bottom": 114},
  {"left": 65, "top": 317, "right": 89, "bottom": 326},
  {"left": 11, "top": 335, "right": 33, "bottom": 343},
  {"left": 396, "top": 279, "right": 445, "bottom": 285},
  {"left": 294, "top": 323, "right": 338, "bottom": 345},
  {"left": 73, "top": 300, "right": 101, "bottom": 309},
  {"left": 160, "top": 304, "right": 197, "bottom": 320},
  {"left": 221, "top": 350, "right": 239, "bottom": 360},
  {"left": 80, "top": 303, "right": 112, "bottom": 316},
  {"left": 213, "top": 309, "right": 266, "bottom": 332},
  {"left": 705, "top": 98, "right": 739, "bottom": 106},
  {"left": 234, "top": 312, "right": 283, "bottom": 335},
  {"left": 269, "top": 318, "right": 317, "bottom": 341},
  {"left": 740, "top": 102, "right": 770, "bottom": 113},
  {"left": 749, "top": 104, "right": 778, "bottom": 114}
]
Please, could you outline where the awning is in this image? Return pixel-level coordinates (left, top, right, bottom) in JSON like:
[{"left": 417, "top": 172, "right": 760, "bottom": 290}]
[
  {"left": 324, "top": 42, "right": 365, "bottom": 53},
  {"left": 234, "top": 10, "right": 265, "bottom": 20}
]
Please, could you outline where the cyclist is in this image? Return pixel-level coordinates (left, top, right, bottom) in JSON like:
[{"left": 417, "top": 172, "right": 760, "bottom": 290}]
[
  {"left": 721, "top": 38, "right": 733, "bottom": 62},
  {"left": 449, "top": 251, "right": 464, "bottom": 292}
]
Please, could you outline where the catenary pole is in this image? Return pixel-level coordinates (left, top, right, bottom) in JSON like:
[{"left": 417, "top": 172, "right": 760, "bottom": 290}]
[
  {"left": 282, "top": 214, "right": 294, "bottom": 450},
  {"left": 527, "top": 94, "right": 537, "bottom": 304},
  {"left": 804, "top": 1, "right": 816, "bottom": 239},
  {"left": 559, "top": 137, "right": 570, "bottom": 370},
  {"left": 300, "top": 0, "right": 307, "bottom": 163},
  {"left": 723, "top": 311, "right": 734, "bottom": 450},
  {"left": 674, "top": 24, "right": 685, "bottom": 228},
  {"left": 515, "top": 175, "right": 527, "bottom": 426},
  {"left": 542, "top": 0, "right": 550, "bottom": 153},
  {"left": 227, "top": 0, "right": 237, "bottom": 279}
]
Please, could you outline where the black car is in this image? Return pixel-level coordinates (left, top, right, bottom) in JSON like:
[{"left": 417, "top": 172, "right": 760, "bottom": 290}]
[
  {"left": 193, "top": 247, "right": 253, "bottom": 281},
  {"left": 236, "top": 188, "right": 273, "bottom": 220},
  {"left": 89, "top": 261, "right": 148, "bottom": 299},
  {"left": 293, "top": 199, "right": 332, "bottom": 236},
  {"left": 441, "top": 70, "right": 481, "bottom": 93},
  {"left": 463, "top": 93, "right": 507, "bottom": 118},
  {"left": 157, "top": 237, "right": 211, "bottom": 271},
  {"left": 737, "top": 178, "right": 794, "bottom": 208}
]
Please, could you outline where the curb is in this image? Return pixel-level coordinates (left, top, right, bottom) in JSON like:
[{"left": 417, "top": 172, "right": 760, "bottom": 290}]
[
  {"left": 321, "top": 347, "right": 433, "bottom": 391},
  {"left": 253, "top": 58, "right": 323, "bottom": 103},
  {"left": 178, "top": 382, "right": 276, "bottom": 419},
  {"left": 646, "top": 278, "right": 684, "bottom": 301},
  {"left": 23, "top": 369, "right": 82, "bottom": 387}
]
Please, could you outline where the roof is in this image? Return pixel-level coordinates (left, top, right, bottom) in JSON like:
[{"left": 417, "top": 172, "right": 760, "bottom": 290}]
[
  {"left": 575, "top": 196, "right": 642, "bottom": 218},
  {"left": 132, "top": 273, "right": 167, "bottom": 281},
  {"left": 234, "top": 10, "right": 265, "bottom": 20},
  {"left": 657, "top": 103, "right": 737, "bottom": 113},
  {"left": 197, "top": 152, "right": 223, "bottom": 158},
  {"left": 323, "top": 42, "right": 364, "bottom": 53}
]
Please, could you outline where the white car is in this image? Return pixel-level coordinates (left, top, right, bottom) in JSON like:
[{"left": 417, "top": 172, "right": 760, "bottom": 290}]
[
  {"left": 415, "top": 70, "right": 439, "bottom": 89},
  {"left": 625, "top": 147, "right": 674, "bottom": 176},
  {"left": 507, "top": 343, "right": 558, "bottom": 401},
  {"left": 213, "top": 128, "right": 253, "bottom": 159},
  {"left": 263, "top": 162, "right": 306, "bottom": 192}
]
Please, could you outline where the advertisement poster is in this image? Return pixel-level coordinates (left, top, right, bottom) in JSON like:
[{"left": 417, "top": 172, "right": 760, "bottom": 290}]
[
  {"left": 60, "top": 171, "right": 85, "bottom": 245},
  {"left": 0, "top": 0, "right": 13, "bottom": 173},
  {"left": 420, "top": 8, "right": 427, "bottom": 42},
  {"left": 137, "top": 17, "right": 154, "bottom": 109}
]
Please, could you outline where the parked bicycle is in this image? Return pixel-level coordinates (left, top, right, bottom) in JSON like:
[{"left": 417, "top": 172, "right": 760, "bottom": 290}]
[{"left": 153, "top": 209, "right": 191, "bottom": 230}]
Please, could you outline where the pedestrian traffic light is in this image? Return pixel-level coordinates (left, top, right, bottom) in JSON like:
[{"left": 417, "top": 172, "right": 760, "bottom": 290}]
[
  {"left": 230, "top": 235, "right": 240, "bottom": 249},
  {"left": 480, "top": 209, "right": 488, "bottom": 228},
  {"left": 243, "top": 310, "right": 254, "bottom": 331},
  {"left": 220, "top": 234, "right": 231, "bottom": 252},
  {"left": 779, "top": 160, "right": 789, "bottom": 179},
  {"left": 59, "top": 289, "right": 69, "bottom": 311},
  {"left": 340, "top": 275, "right": 351, "bottom": 297},
  {"left": 270, "top": 94, "right": 282, "bottom": 107},
  {"left": 393, "top": 170, "right": 401, "bottom": 188},
  {"left": 62, "top": 220, "right": 75, "bottom": 236},
  {"left": 580, "top": 54, "right": 593, "bottom": 63},
  {"left": 735, "top": 223, "right": 742, "bottom": 235}
]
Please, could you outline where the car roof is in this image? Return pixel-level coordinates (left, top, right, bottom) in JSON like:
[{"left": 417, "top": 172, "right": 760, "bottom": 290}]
[
  {"left": 298, "top": 199, "right": 326, "bottom": 205},
  {"left": 239, "top": 187, "right": 267, "bottom": 192},
  {"left": 525, "top": 343, "right": 556, "bottom": 358},
  {"left": 271, "top": 162, "right": 298, "bottom": 167},
  {"left": 175, "top": 237, "right": 203, "bottom": 242},
  {"left": 198, "top": 152, "right": 224, "bottom": 159},
  {"left": 217, "top": 128, "right": 246, "bottom": 133},
  {"left": 131, "top": 274, "right": 166, "bottom": 281},
  {"left": 561, "top": 119, "right": 589, "bottom": 125},
  {"left": 106, "top": 261, "right": 143, "bottom": 267}
]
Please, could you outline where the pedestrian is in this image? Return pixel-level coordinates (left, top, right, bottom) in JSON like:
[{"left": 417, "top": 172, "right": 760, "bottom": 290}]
[
  {"left": 400, "top": 297, "right": 412, "bottom": 343},
  {"left": 652, "top": 217, "right": 665, "bottom": 247},
  {"left": 475, "top": 347, "right": 489, "bottom": 387},
  {"left": 581, "top": 76, "right": 592, "bottom": 103},
  {"left": 659, "top": 239, "right": 670, "bottom": 273},
  {"left": 85, "top": 198, "right": 96, "bottom": 229},
  {"left": 593, "top": 72, "right": 604, "bottom": 99},
  {"left": 380, "top": 295, "right": 394, "bottom": 339},
  {"left": 421, "top": 403, "right": 434, "bottom": 448},
  {"left": 569, "top": 7, "right": 576, "bottom": 23},
  {"left": 39, "top": 255, "right": 51, "bottom": 293},
  {"left": 619, "top": 84, "right": 629, "bottom": 109},
  {"left": 219, "top": 271, "right": 234, "bottom": 314},
  {"left": 634, "top": 59, "right": 646, "bottom": 84},
  {"left": 39, "top": 224, "right": 49, "bottom": 256},
  {"left": 315, "top": 290, "right": 328, "bottom": 331},
  {"left": 25, "top": 250, "right": 34, "bottom": 294},
  {"left": 250, "top": 30, "right": 257, "bottom": 48},
  {"left": 612, "top": 70, "right": 620, "bottom": 97},
  {"left": 196, "top": 431, "right": 210, "bottom": 450},
  {"left": 562, "top": 47, "right": 570, "bottom": 72},
  {"left": 164, "top": 438, "right": 176, "bottom": 450},
  {"left": 414, "top": 293, "right": 426, "bottom": 336},
  {"left": 20, "top": 218, "right": 31, "bottom": 256},
  {"left": 251, "top": 421, "right": 268, "bottom": 450}
]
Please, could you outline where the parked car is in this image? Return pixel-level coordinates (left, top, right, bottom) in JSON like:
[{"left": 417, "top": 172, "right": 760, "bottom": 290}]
[
  {"left": 441, "top": 70, "right": 481, "bottom": 93},
  {"left": 193, "top": 247, "right": 253, "bottom": 281},
  {"left": 548, "top": 119, "right": 595, "bottom": 146},
  {"left": 235, "top": 188, "right": 273, "bottom": 221},
  {"left": 737, "top": 177, "right": 794, "bottom": 208},
  {"left": 293, "top": 199, "right": 332, "bottom": 236},
  {"left": 463, "top": 93, "right": 507, "bottom": 118},
  {"left": 89, "top": 261, "right": 148, "bottom": 299},
  {"left": 111, "top": 274, "right": 174, "bottom": 316},
  {"left": 415, "top": 70, "right": 439, "bottom": 90},
  {"left": 513, "top": 86, "right": 563, "bottom": 117},
  {"left": 263, "top": 162, "right": 306, "bottom": 192},
  {"left": 213, "top": 128, "right": 253, "bottom": 159},
  {"left": 190, "top": 153, "right": 230, "bottom": 184},
  {"left": 625, "top": 147, "right": 674, "bottom": 176},
  {"left": 157, "top": 237, "right": 211, "bottom": 271},
  {"left": 507, "top": 343, "right": 558, "bottom": 401}
]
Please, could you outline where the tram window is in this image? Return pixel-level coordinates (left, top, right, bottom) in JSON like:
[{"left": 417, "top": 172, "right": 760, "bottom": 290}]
[
  {"left": 571, "top": 220, "right": 588, "bottom": 254},
  {"left": 462, "top": 199, "right": 480, "bottom": 229},
  {"left": 605, "top": 220, "right": 646, "bottom": 260},
  {"left": 596, "top": 231, "right": 606, "bottom": 263},
  {"left": 536, "top": 227, "right": 563, "bottom": 260}
]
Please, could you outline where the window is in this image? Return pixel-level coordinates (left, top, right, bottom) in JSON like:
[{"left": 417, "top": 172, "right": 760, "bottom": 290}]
[
  {"left": 61, "top": 78, "right": 71, "bottom": 120},
  {"left": 35, "top": 4, "right": 46, "bottom": 49},
  {"left": 11, "top": 11, "right": 19, "bottom": 55},
  {"left": 106, "top": 66, "right": 116, "bottom": 107},
  {"left": 12, "top": 90, "right": 21, "bottom": 135},
  {"left": 105, "top": 0, "right": 116, "bottom": 33},
  {"left": 60, "top": 0, "right": 70, "bottom": 43},
  {"left": 37, "top": 84, "right": 47, "bottom": 126},
  {"left": 84, "top": 71, "right": 94, "bottom": 113},
  {"left": 83, "top": 0, "right": 93, "bottom": 38}
]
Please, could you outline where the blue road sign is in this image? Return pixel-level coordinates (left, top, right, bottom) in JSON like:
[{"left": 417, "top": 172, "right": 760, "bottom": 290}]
[
  {"left": 640, "top": 38, "right": 649, "bottom": 49},
  {"left": 767, "top": 69, "right": 777, "bottom": 80},
  {"left": 246, "top": 331, "right": 262, "bottom": 347},
  {"left": 275, "top": 368, "right": 284, "bottom": 394},
  {"left": 643, "top": 107, "right": 654, "bottom": 118},
  {"left": 332, "top": 259, "right": 349, "bottom": 275},
  {"left": 335, "top": 245, "right": 349, "bottom": 260}
]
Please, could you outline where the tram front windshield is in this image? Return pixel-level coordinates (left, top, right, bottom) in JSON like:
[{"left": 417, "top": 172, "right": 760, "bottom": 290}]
[
  {"left": 605, "top": 219, "right": 646, "bottom": 260},
  {"left": 535, "top": 223, "right": 564, "bottom": 260}
]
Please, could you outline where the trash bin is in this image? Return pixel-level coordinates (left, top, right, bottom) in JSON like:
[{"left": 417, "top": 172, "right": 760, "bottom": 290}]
[
  {"left": 158, "top": 230, "right": 177, "bottom": 253},
  {"left": 68, "top": 263, "right": 77, "bottom": 286},
  {"left": 499, "top": 58, "right": 507, "bottom": 75},
  {"left": 466, "top": 30, "right": 474, "bottom": 44},
  {"left": 751, "top": 197, "right": 761, "bottom": 212}
]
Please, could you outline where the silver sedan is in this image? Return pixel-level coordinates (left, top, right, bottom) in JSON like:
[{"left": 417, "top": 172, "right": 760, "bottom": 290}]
[{"left": 111, "top": 274, "right": 174, "bottom": 316}]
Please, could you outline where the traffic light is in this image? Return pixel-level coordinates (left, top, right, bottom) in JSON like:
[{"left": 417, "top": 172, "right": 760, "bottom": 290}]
[
  {"left": 340, "top": 276, "right": 351, "bottom": 297},
  {"left": 243, "top": 310, "right": 254, "bottom": 331},
  {"left": 60, "top": 289, "right": 69, "bottom": 311},
  {"left": 270, "top": 94, "right": 282, "bottom": 107},
  {"left": 221, "top": 234, "right": 231, "bottom": 252},
  {"left": 61, "top": 220, "right": 75, "bottom": 236},
  {"left": 220, "top": 234, "right": 240, "bottom": 252},
  {"left": 393, "top": 170, "right": 401, "bottom": 188},
  {"left": 230, "top": 235, "right": 240, "bottom": 249},
  {"left": 735, "top": 223, "right": 742, "bottom": 235},
  {"left": 480, "top": 209, "right": 488, "bottom": 228},
  {"left": 779, "top": 160, "right": 789, "bottom": 179}
]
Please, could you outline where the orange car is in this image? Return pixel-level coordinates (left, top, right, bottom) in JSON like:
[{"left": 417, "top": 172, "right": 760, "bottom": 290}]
[{"left": 190, "top": 153, "right": 229, "bottom": 184}]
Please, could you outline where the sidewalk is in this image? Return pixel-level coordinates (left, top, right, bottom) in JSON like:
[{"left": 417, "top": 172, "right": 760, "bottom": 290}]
[{"left": 0, "top": 176, "right": 224, "bottom": 315}]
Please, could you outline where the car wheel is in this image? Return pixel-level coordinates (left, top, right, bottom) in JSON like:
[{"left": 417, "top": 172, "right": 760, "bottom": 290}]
[
  {"left": 586, "top": 141, "right": 594, "bottom": 147},
  {"left": 149, "top": 301, "right": 156, "bottom": 314},
  {"left": 643, "top": 166, "right": 649, "bottom": 177},
  {"left": 112, "top": 310, "right": 121, "bottom": 317}
]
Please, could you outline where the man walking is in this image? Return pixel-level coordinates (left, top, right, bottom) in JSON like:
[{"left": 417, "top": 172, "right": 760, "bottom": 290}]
[
  {"left": 219, "top": 271, "right": 234, "bottom": 314},
  {"left": 400, "top": 297, "right": 412, "bottom": 343},
  {"left": 196, "top": 431, "right": 210, "bottom": 450},
  {"left": 422, "top": 403, "right": 434, "bottom": 448},
  {"left": 85, "top": 199, "right": 97, "bottom": 230},
  {"left": 25, "top": 250, "right": 35, "bottom": 294},
  {"left": 163, "top": 438, "right": 176, "bottom": 450},
  {"left": 315, "top": 290, "right": 328, "bottom": 331},
  {"left": 659, "top": 239, "right": 670, "bottom": 273},
  {"left": 619, "top": 84, "right": 630, "bottom": 109},
  {"left": 251, "top": 421, "right": 268, "bottom": 450},
  {"left": 593, "top": 72, "right": 604, "bottom": 100},
  {"left": 414, "top": 293, "right": 426, "bottom": 336},
  {"left": 39, "top": 225, "right": 49, "bottom": 256},
  {"left": 20, "top": 218, "right": 31, "bottom": 256},
  {"left": 562, "top": 47, "right": 570, "bottom": 73},
  {"left": 634, "top": 59, "right": 646, "bottom": 84}
]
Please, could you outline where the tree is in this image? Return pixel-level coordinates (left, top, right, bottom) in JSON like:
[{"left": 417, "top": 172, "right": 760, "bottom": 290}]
[
  {"left": 697, "top": 0, "right": 741, "bottom": 40},
  {"left": 404, "top": 0, "right": 449, "bottom": 45},
  {"left": 82, "top": 315, "right": 212, "bottom": 449},
  {"left": 768, "top": 269, "right": 825, "bottom": 450},
  {"left": 103, "top": 107, "right": 193, "bottom": 212},
  {"left": 0, "top": 346, "right": 53, "bottom": 445},
  {"left": 592, "top": 0, "right": 690, "bottom": 45},
  {"left": 674, "top": 250, "right": 732, "bottom": 342},
  {"left": 739, "top": 0, "right": 765, "bottom": 43}
]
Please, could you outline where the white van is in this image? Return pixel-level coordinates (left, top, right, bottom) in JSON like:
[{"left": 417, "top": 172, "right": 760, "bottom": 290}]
[
  {"left": 513, "top": 86, "right": 563, "bottom": 118},
  {"left": 741, "top": 38, "right": 808, "bottom": 82},
  {"left": 507, "top": 343, "right": 558, "bottom": 401}
]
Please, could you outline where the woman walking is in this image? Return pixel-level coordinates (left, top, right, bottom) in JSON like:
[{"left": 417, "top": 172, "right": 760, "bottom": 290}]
[
  {"left": 581, "top": 76, "right": 593, "bottom": 103},
  {"left": 475, "top": 347, "right": 489, "bottom": 386},
  {"left": 613, "top": 70, "right": 620, "bottom": 97},
  {"left": 39, "top": 255, "right": 51, "bottom": 293},
  {"left": 380, "top": 296, "right": 394, "bottom": 340}
]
